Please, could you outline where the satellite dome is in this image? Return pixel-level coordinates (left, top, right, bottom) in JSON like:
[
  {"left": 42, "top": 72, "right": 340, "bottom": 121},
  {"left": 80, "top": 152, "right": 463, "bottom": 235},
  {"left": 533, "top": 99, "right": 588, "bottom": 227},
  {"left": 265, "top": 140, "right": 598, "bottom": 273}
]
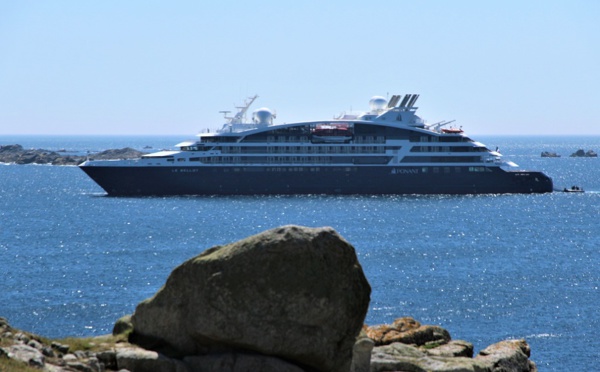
[
  {"left": 369, "top": 96, "right": 388, "bottom": 112},
  {"left": 253, "top": 107, "right": 274, "bottom": 125}
]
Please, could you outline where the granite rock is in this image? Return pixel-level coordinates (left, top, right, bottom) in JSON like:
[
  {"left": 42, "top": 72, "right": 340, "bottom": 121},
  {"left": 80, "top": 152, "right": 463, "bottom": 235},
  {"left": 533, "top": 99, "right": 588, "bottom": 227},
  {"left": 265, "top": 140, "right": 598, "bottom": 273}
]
[{"left": 130, "top": 225, "right": 371, "bottom": 372}]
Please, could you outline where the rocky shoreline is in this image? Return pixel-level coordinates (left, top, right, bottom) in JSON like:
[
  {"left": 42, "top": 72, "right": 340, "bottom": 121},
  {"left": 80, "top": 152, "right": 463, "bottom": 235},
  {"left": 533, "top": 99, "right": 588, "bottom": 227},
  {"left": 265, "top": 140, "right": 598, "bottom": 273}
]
[
  {"left": 0, "top": 226, "right": 538, "bottom": 372},
  {"left": 0, "top": 316, "right": 536, "bottom": 372},
  {"left": 0, "top": 144, "right": 146, "bottom": 165}
]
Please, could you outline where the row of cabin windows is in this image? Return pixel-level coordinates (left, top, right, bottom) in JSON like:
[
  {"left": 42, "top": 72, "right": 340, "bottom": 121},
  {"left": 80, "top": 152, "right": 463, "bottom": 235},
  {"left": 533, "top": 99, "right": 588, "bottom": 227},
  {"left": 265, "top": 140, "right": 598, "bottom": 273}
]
[
  {"left": 228, "top": 166, "right": 490, "bottom": 173},
  {"left": 264, "top": 167, "right": 356, "bottom": 172},
  {"left": 410, "top": 146, "right": 488, "bottom": 153},
  {"left": 181, "top": 145, "right": 212, "bottom": 151},
  {"left": 218, "top": 145, "right": 391, "bottom": 154},
  {"left": 224, "top": 167, "right": 356, "bottom": 173},
  {"left": 198, "top": 133, "right": 469, "bottom": 146},
  {"left": 266, "top": 126, "right": 312, "bottom": 135},
  {"left": 401, "top": 156, "right": 482, "bottom": 163},
  {"left": 409, "top": 135, "right": 471, "bottom": 143},
  {"left": 173, "top": 155, "right": 483, "bottom": 164},
  {"left": 421, "top": 166, "right": 493, "bottom": 173},
  {"left": 201, "top": 136, "right": 239, "bottom": 143},
  {"left": 238, "top": 135, "right": 386, "bottom": 143},
  {"left": 223, "top": 167, "right": 310, "bottom": 172},
  {"left": 268, "top": 135, "right": 309, "bottom": 142},
  {"left": 211, "top": 166, "right": 494, "bottom": 174},
  {"left": 230, "top": 166, "right": 492, "bottom": 173},
  {"left": 200, "top": 156, "right": 392, "bottom": 165}
]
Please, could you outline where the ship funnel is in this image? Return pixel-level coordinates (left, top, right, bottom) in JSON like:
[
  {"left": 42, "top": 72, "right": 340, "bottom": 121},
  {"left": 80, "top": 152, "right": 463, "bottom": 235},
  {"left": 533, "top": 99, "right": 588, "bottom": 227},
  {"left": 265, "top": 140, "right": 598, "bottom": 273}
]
[
  {"left": 253, "top": 108, "right": 275, "bottom": 125},
  {"left": 399, "top": 95, "right": 411, "bottom": 107},
  {"left": 387, "top": 95, "right": 401, "bottom": 108},
  {"left": 407, "top": 94, "right": 419, "bottom": 107}
]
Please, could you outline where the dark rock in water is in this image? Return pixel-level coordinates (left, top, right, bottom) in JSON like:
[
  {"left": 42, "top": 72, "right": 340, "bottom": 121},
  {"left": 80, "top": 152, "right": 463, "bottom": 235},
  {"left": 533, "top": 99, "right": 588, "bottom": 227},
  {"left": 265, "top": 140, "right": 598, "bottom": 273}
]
[
  {"left": 0, "top": 144, "right": 24, "bottom": 153},
  {"left": 541, "top": 151, "right": 560, "bottom": 157},
  {"left": 1, "top": 144, "right": 66, "bottom": 164},
  {"left": 570, "top": 149, "right": 598, "bottom": 157},
  {"left": 571, "top": 149, "right": 586, "bottom": 157},
  {"left": 130, "top": 225, "right": 371, "bottom": 372},
  {"left": 0, "top": 144, "right": 146, "bottom": 165}
]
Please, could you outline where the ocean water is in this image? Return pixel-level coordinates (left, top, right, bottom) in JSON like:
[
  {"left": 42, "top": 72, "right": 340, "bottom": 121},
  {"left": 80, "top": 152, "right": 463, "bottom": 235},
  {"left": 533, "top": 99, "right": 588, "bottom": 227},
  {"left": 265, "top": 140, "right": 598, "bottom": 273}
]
[{"left": 1, "top": 134, "right": 600, "bottom": 371}]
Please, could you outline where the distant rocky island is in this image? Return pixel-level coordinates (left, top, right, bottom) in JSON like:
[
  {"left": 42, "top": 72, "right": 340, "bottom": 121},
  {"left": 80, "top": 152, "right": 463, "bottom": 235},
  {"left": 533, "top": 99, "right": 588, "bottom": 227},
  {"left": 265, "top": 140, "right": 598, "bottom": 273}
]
[
  {"left": 541, "top": 151, "right": 560, "bottom": 158},
  {"left": 541, "top": 149, "right": 598, "bottom": 158},
  {"left": 569, "top": 149, "right": 597, "bottom": 157},
  {"left": 0, "top": 144, "right": 147, "bottom": 165},
  {"left": 0, "top": 226, "right": 538, "bottom": 372}
]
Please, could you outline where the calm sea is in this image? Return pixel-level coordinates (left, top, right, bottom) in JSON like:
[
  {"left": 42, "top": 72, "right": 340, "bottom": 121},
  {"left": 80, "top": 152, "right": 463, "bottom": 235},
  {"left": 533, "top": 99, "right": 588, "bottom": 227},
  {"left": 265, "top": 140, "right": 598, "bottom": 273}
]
[{"left": 2, "top": 134, "right": 600, "bottom": 371}]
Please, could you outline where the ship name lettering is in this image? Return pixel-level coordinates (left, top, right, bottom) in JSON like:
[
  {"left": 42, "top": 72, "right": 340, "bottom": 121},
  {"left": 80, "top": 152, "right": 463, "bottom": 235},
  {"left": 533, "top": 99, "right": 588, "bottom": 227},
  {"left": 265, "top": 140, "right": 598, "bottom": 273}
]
[
  {"left": 391, "top": 168, "right": 419, "bottom": 175},
  {"left": 173, "top": 169, "right": 199, "bottom": 173}
]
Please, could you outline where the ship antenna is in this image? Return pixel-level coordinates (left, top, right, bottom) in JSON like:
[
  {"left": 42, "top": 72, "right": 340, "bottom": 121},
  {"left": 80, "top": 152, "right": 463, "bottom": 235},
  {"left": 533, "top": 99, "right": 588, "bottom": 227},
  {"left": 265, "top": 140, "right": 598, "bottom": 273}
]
[
  {"left": 219, "top": 110, "right": 232, "bottom": 123},
  {"left": 231, "top": 94, "right": 258, "bottom": 124}
]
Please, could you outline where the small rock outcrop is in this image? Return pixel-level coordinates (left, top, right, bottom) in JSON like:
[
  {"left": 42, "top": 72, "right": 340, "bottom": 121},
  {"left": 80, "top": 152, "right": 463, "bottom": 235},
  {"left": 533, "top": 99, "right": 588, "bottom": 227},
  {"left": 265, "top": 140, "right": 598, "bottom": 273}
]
[
  {"left": 130, "top": 225, "right": 371, "bottom": 372},
  {"left": 367, "top": 317, "right": 537, "bottom": 372},
  {"left": 541, "top": 151, "right": 560, "bottom": 157},
  {"left": 476, "top": 339, "right": 536, "bottom": 371},
  {"left": 366, "top": 317, "right": 451, "bottom": 347},
  {"left": 570, "top": 149, "right": 598, "bottom": 157}
]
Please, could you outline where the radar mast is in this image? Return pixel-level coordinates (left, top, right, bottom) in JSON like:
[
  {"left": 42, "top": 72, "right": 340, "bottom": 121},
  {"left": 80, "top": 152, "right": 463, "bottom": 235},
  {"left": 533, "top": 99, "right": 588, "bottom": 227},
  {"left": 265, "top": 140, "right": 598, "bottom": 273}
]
[{"left": 221, "top": 95, "right": 258, "bottom": 124}]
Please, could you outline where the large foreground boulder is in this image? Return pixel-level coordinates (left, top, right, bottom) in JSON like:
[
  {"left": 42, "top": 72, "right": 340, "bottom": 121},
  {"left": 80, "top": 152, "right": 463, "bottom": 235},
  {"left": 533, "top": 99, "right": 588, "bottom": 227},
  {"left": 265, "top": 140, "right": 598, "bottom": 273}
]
[{"left": 130, "top": 225, "right": 371, "bottom": 372}]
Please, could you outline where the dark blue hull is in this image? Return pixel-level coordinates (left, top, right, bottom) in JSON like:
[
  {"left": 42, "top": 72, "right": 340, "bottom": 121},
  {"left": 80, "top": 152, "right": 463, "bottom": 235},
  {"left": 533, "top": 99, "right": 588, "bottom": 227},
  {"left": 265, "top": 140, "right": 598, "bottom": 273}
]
[{"left": 80, "top": 165, "right": 554, "bottom": 196}]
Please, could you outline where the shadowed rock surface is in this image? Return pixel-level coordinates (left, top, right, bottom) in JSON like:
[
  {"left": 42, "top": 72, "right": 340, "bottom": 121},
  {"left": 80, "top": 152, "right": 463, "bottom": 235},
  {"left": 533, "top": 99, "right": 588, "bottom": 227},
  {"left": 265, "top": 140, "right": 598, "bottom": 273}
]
[{"left": 130, "top": 225, "right": 371, "bottom": 372}]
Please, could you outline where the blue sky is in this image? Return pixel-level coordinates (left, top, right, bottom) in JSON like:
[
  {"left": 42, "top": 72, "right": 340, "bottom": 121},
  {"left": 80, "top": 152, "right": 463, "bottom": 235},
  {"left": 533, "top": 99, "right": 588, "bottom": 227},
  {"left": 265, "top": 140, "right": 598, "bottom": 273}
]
[{"left": 1, "top": 1, "right": 599, "bottom": 135}]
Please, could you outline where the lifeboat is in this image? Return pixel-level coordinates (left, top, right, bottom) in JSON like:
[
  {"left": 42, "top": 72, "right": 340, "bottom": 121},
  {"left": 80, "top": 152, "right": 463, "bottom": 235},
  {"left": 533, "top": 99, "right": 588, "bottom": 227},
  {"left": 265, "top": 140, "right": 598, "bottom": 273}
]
[
  {"left": 312, "top": 124, "right": 353, "bottom": 142},
  {"left": 441, "top": 127, "right": 464, "bottom": 134}
]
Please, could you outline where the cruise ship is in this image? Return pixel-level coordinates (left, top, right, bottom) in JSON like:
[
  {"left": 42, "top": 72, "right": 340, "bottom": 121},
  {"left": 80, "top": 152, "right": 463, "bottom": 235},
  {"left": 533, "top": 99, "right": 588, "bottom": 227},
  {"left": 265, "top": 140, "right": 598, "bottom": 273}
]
[{"left": 79, "top": 94, "right": 553, "bottom": 196}]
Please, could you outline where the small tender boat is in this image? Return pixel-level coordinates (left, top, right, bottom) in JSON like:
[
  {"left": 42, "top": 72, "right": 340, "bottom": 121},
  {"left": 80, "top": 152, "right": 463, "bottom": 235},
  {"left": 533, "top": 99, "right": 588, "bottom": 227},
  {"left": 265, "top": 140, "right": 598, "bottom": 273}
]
[{"left": 563, "top": 186, "right": 584, "bottom": 193}]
